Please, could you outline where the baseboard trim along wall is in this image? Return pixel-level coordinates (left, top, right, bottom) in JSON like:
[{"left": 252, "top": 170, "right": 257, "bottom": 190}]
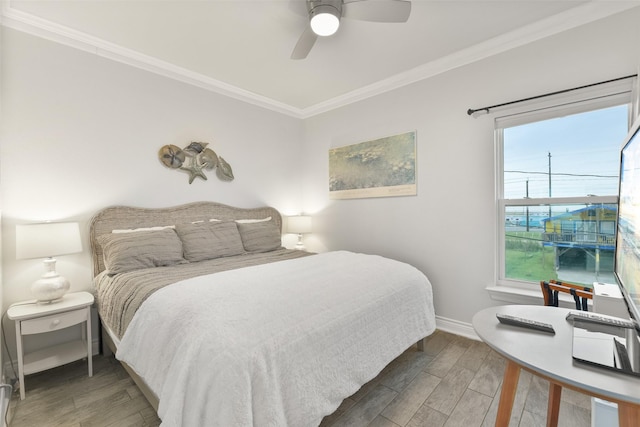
[{"left": 435, "top": 315, "right": 480, "bottom": 341}]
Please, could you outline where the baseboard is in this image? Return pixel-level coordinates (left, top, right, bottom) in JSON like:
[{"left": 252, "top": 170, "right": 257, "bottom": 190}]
[
  {"left": 435, "top": 315, "right": 480, "bottom": 341},
  {"left": 92, "top": 337, "right": 100, "bottom": 357}
]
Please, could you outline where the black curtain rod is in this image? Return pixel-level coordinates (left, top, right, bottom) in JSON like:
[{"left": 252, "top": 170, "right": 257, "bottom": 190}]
[{"left": 466, "top": 74, "right": 637, "bottom": 116}]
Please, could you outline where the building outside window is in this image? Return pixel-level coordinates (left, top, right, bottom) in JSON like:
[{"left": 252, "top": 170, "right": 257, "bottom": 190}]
[{"left": 495, "top": 79, "right": 635, "bottom": 290}]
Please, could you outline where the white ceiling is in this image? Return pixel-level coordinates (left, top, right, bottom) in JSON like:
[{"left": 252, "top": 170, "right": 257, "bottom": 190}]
[{"left": 3, "top": 1, "right": 639, "bottom": 117}]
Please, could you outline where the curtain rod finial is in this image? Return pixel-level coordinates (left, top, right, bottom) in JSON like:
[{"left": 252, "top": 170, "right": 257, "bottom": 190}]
[{"left": 467, "top": 108, "right": 489, "bottom": 118}]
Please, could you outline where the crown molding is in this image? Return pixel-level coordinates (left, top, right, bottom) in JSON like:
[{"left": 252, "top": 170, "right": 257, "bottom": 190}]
[
  {"left": 0, "top": 1, "right": 304, "bottom": 118},
  {"left": 299, "top": 2, "right": 640, "bottom": 118},
  {"left": 2, "top": 1, "right": 638, "bottom": 119}
]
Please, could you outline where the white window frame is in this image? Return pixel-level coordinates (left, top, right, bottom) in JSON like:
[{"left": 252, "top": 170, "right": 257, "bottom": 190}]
[{"left": 492, "top": 77, "right": 636, "bottom": 298}]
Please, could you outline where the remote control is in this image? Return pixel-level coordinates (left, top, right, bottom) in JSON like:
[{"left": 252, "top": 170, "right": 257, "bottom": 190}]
[
  {"left": 565, "top": 311, "right": 636, "bottom": 329},
  {"left": 496, "top": 313, "right": 555, "bottom": 334}
]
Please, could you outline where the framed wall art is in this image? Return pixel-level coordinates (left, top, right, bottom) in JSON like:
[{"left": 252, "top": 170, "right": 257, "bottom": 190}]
[{"left": 329, "top": 131, "right": 416, "bottom": 200}]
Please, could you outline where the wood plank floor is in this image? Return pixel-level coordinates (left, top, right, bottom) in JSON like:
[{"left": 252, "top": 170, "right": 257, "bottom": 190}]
[{"left": 7, "top": 330, "right": 592, "bottom": 427}]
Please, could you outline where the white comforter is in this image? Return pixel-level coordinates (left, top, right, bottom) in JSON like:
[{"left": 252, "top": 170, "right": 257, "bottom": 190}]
[{"left": 117, "top": 251, "right": 435, "bottom": 427}]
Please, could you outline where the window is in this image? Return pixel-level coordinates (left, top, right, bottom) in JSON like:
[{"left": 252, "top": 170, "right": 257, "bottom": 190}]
[{"left": 496, "top": 80, "right": 634, "bottom": 289}]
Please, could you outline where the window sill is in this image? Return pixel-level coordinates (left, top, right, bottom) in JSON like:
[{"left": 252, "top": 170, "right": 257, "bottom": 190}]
[{"left": 486, "top": 284, "right": 590, "bottom": 309}]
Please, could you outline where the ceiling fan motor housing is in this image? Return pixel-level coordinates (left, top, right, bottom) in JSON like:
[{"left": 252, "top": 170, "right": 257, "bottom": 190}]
[
  {"left": 308, "top": 0, "right": 343, "bottom": 14},
  {"left": 293, "top": 0, "right": 411, "bottom": 59}
]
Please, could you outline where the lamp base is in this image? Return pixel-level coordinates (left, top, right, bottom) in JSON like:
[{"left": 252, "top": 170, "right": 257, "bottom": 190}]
[
  {"left": 32, "top": 258, "right": 70, "bottom": 303},
  {"left": 295, "top": 234, "right": 306, "bottom": 251}
]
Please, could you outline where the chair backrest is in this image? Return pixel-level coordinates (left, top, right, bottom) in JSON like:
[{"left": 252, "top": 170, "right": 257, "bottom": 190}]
[{"left": 540, "top": 280, "right": 593, "bottom": 311}]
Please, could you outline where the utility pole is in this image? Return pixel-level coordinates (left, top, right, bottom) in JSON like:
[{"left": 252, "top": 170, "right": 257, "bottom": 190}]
[
  {"left": 548, "top": 152, "right": 552, "bottom": 220},
  {"left": 526, "top": 179, "right": 530, "bottom": 232}
]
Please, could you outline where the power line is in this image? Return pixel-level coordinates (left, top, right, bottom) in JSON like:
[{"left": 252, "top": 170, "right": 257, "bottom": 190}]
[{"left": 505, "top": 170, "right": 617, "bottom": 178}]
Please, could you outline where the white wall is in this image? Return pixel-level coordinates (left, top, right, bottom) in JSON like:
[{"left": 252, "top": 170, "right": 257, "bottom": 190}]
[
  {"left": 300, "top": 8, "right": 640, "bottom": 328},
  {"left": 0, "top": 29, "right": 305, "bottom": 353},
  {"left": 1, "top": 7, "right": 640, "bottom": 357},
  {"left": 0, "top": 22, "right": 3, "bottom": 377}
]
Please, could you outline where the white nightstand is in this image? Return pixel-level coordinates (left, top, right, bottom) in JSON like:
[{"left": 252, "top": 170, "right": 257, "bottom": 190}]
[{"left": 7, "top": 291, "right": 94, "bottom": 400}]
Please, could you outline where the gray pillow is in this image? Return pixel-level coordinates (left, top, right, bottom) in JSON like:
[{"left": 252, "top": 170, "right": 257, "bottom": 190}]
[
  {"left": 98, "top": 228, "right": 186, "bottom": 275},
  {"left": 175, "top": 221, "right": 245, "bottom": 262},
  {"left": 237, "top": 221, "right": 282, "bottom": 253}
]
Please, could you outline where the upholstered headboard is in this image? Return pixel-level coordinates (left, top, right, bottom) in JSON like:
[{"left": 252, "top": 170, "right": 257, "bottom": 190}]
[{"left": 89, "top": 201, "right": 282, "bottom": 276}]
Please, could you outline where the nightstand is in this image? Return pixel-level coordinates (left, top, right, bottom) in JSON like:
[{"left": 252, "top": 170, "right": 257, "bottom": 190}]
[{"left": 7, "top": 291, "right": 94, "bottom": 400}]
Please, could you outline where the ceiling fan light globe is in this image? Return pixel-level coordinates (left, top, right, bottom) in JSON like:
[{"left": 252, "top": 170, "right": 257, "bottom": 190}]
[{"left": 310, "top": 6, "right": 340, "bottom": 36}]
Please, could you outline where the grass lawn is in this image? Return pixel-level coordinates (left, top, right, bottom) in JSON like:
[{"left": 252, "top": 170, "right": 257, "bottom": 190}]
[
  {"left": 505, "top": 247, "right": 557, "bottom": 282},
  {"left": 505, "top": 231, "right": 557, "bottom": 282}
]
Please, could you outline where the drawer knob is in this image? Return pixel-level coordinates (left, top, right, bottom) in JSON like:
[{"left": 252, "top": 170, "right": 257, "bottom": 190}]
[{"left": 51, "top": 319, "right": 60, "bottom": 327}]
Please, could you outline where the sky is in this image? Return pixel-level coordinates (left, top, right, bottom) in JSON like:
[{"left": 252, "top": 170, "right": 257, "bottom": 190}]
[{"left": 503, "top": 104, "right": 629, "bottom": 200}]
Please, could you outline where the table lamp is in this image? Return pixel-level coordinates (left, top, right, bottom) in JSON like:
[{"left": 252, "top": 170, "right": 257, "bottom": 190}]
[
  {"left": 16, "top": 222, "right": 82, "bottom": 303},
  {"left": 287, "top": 215, "right": 312, "bottom": 251}
]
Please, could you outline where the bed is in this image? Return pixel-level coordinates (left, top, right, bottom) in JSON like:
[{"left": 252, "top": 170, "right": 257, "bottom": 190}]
[{"left": 89, "top": 201, "right": 436, "bottom": 426}]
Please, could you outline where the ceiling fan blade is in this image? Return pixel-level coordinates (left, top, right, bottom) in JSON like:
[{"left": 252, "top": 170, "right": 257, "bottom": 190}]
[
  {"left": 342, "top": 0, "right": 411, "bottom": 23},
  {"left": 291, "top": 26, "right": 318, "bottom": 60},
  {"left": 287, "top": 0, "right": 309, "bottom": 17}
]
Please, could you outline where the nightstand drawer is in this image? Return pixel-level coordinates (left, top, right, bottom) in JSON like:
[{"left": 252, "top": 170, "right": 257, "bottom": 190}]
[{"left": 20, "top": 309, "right": 87, "bottom": 335}]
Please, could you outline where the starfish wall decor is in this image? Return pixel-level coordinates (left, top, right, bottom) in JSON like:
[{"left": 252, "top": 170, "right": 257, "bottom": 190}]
[{"left": 158, "top": 142, "right": 234, "bottom": 184}]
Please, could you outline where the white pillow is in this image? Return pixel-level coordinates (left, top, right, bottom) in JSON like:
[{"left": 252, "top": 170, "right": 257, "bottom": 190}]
[
  {"left": 235, "top": 217, "right": 272, "bottom": 224},
  {"left": 112, "top": 225, "right": 175, "bottom": 233}
]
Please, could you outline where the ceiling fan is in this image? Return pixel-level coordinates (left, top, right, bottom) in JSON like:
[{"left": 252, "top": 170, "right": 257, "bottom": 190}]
[{"left": 291, "top": 0, "right": 411, "bottom": 60}]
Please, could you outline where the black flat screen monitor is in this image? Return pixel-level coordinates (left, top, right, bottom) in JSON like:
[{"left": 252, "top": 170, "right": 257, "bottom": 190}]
[
  {"left": 573, "top": 120, "right": 640, "bottom": 375},
  {"left": 615, "top": 114, "right": 640, "bottom": 327}
]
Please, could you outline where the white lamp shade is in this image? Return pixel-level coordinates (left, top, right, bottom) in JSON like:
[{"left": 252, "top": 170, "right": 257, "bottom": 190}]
[
  {"left": 287, "top": 216, "right": 312, "bottom": 234},
  {"left": 310, "top": 5, "right": 340, "bottom": 36},
  {"left": 16, "top": 222, "right": 82, "bottom": 260}
]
